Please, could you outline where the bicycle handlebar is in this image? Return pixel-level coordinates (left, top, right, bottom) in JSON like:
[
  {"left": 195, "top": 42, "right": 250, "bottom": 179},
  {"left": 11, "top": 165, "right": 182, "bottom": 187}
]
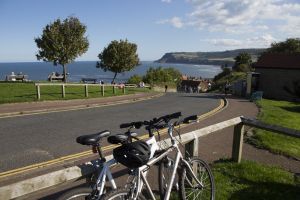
[
  {"left": 119, "top": 112, "right": 197, "bottom": 137},
  {"left": 120, "top": 121, "right": 143, "bottom": 129}
]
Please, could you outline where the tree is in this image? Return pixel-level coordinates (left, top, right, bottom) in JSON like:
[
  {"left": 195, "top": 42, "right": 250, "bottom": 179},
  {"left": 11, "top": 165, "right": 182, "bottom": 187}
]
[
  {"left": 143, "top": 67, "right": 181, "bottom": 85},
  {"left": 97, "top": 39, "right": 139, "bottom": 83},
  {"left": 233, "top": 52, "right": 252, "bottom": 72},
  {"left": 127, "top": 74, "right": 142, "bottom": 84},
  {"left": 267, "top": 38, "right": 300, "bottom": 53},
  {"left": 35, "top": 17, "right": 89, "bottom": 82}
]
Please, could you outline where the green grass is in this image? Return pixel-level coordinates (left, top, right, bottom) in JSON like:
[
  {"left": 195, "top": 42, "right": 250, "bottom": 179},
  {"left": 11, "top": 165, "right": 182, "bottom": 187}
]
[
  {"left": 213, "top": 160, "right": 299, "bottom": 200},
  {"left": 248, "top": 99, "right": 300, "bottom": 159},
  {"left": 0, "top": 82, "right": 151, "bottom": 104}
]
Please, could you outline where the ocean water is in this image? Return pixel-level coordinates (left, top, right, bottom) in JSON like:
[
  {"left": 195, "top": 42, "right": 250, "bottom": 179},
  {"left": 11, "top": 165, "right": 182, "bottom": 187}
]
[{"left": 0, "top": 61, "right": 221, "bottom": 83}]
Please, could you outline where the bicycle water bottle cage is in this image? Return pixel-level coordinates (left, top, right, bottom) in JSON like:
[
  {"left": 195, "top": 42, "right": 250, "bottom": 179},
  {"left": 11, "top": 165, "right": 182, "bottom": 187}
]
[{"left": 76, "top": 130, "right": 110, "bottom": 146}]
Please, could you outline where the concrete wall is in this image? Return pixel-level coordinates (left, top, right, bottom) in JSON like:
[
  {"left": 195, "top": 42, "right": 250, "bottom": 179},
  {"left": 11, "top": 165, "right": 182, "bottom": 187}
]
[{"left": 256, "top": 68, "right": 300, "bottom": 101}]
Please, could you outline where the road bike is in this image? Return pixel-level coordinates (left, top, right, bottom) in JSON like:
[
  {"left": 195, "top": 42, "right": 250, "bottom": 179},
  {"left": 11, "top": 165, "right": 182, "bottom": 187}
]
[
  {"left": 58, "top": 118, "right": 162, "bottom": 200},
  {"left": 103, "top": 112, "right": 215, "bottom": 200}
]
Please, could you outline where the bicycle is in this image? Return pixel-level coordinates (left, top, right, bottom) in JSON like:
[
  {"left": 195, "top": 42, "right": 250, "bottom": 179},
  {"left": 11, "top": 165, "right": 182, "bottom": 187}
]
[
  {"left": 58, "top": 123, "right": 143, "bottom": 200},
  {"left": 103, "top": 112, "right": 215, "bottom": 200},
  {"left": 58, "top": 119, "right": 161, "bottom": 200}
]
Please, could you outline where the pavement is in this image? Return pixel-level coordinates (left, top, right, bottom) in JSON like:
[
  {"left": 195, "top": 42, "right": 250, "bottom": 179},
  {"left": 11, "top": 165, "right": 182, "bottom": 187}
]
[{"left": 0, "top": 93, "right": 299, "bottom": 199}]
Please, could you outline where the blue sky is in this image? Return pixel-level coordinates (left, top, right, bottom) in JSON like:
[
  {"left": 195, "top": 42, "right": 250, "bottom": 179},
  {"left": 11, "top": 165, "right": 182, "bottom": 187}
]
[{"left": 1, "top": 0, "right": 300, "bottom": 62}]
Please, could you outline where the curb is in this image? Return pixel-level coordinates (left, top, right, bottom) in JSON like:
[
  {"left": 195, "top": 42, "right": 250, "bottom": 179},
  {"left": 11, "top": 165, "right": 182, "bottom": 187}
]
[{"left": 0, "top": 93, "right": 164, "bottom": 119}]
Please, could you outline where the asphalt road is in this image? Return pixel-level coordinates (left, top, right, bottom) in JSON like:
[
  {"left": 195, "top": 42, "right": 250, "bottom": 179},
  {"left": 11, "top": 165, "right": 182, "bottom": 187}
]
[{"left": 0, "top": 93, "right": 220, "bottom": 172}]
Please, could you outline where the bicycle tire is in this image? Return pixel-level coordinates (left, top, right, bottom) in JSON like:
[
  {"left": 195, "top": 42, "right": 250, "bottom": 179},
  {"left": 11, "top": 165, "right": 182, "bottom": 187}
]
[
  {"left": 57, "top": 186, "right": 93, "bottom": 200},
  {"left": 158, "top": 156, "right": 179, "bottom": 200},
  {"left": 178, "top": 157, "right": 215, "bottom": 200},
  {"left": 102, "top": 188, "right": 147, "bottom": 200}
]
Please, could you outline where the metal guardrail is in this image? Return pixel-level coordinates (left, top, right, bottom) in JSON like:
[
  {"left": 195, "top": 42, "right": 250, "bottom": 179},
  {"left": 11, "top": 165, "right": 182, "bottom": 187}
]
[
  {"left": 34, "top": 83, "right": 150, "bottom": 100},
  {"left": 1, "top": 116, "right": 299, "bottom": 199}
]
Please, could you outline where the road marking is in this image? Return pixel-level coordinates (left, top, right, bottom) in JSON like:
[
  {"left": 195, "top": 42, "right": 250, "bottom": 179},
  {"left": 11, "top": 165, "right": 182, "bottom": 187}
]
[{"left": 0, "top": 98, "right": 225, "bottom": 179}]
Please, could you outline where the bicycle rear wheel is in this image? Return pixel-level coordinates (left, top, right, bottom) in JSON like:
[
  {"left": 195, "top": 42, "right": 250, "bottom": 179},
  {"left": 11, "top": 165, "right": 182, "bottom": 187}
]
[
  {"left": 102, "top": 188, "right": 146, "bottom": 200},
  {"left": 179, "top": 157, "right": 215, "bottom": 200}
]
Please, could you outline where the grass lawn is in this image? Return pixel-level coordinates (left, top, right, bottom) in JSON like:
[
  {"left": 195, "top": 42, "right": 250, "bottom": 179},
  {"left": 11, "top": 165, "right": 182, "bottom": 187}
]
[
  {"left": 248, "top": 99, "right": 300, "bottom": 159},
  {"left": 213, "top": 160, "right": 299, "bottom": 200},
  {"left": 0, "top": 82, "right": 151, "bottom": 104}
]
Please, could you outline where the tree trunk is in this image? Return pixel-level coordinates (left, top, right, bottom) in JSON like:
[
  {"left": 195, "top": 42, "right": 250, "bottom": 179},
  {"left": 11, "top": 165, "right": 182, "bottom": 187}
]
[
  {"left": 62, "top": 64, "right": 67, "bottom": 83},
  {"left": 112, "top": 72, "right": 118, "bottom": 84}
]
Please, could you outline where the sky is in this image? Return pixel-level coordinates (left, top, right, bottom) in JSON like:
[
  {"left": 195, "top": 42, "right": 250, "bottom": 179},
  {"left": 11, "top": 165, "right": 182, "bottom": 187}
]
[{"left": 1, "top": 0, "right": 300, "bottom": 62}]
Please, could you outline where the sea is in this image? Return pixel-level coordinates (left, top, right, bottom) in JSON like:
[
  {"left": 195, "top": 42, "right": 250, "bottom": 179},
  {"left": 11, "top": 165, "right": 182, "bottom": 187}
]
[{"left": 0, "top": 61, "right": 221, "bottom": 83}]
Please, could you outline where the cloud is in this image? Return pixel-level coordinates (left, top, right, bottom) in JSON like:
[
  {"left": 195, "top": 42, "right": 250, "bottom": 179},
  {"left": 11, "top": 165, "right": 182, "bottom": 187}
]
[
  {"left": 205, "top": 34, "right": 277, "bottom": 48},
  {"left": 157, "top": 17, "right": 183, "bottom": 28},
  {"left": 161, "top": 0, "right": 172, "bottom": 3},
  {"left": 162, "top": 0, "right": 300, "bottom": 35}
]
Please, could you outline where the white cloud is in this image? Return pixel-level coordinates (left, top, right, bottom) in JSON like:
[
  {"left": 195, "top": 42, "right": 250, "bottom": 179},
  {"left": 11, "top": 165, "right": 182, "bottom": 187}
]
[
  {"left": 205, "top": 34, "right": 277, "bottom": 48},
  {"left": 157, "top": 17, "right": 183, "bottom": 28},
  {"left": 162, "top": 0, "right": 300, "bottom": 35}
]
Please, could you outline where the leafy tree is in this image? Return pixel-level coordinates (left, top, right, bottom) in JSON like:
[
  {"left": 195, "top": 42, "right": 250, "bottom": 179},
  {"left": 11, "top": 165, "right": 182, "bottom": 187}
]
[
  {"left": 127, "top": 74, "right": 142, "bottom": 84},
  {"left": 233, "top": 52, "right": 252, "bottom": 72},
  {"left": 267, "top": 38, "right": 300, "bottom": 53},
  {"left": 97, "top": 39, "right": 139, "bottom": 83},
  {"left": 214, "top": 66, "right": 231, "bottom": 81},
  {"left": 143, "top": 67, "right": 181, "bottom": 84},
  {"left": 35, "top": 17, "right": 89, "bottom": 82}
]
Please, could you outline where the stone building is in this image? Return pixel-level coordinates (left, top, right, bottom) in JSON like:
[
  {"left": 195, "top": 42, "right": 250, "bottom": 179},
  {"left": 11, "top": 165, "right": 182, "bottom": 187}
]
[{"left": 253, "top": 53, "right": 300, "bottom": 101}]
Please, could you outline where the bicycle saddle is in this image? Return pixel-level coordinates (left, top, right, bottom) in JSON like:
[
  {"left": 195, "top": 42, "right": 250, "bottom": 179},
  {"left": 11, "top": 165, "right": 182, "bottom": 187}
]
[
  {"left": 107, "top": 132, "right": 138, "bottom": 144},
  {"left": 76, "top": 130, "right": 110, "bottom": 145}
]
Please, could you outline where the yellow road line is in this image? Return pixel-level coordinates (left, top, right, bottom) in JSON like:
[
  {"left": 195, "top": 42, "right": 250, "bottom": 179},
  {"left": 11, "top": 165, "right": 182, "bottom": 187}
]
[{"left": 0, "top": 98, "right": 224, "bottom": 179}]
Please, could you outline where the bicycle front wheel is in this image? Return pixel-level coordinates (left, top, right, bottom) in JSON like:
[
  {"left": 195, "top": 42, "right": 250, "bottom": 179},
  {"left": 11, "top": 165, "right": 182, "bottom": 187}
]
[
  {"left": 179, "top": 157, "right": 215, "bottom": 200},
  {"left": 102, "top": 188, "right": 147, "bottom": 200},
  {"left": 159, "top": 156, "right": 179, "bottom": 200},
  {"left": 57, "top": 186, "right": 92, "bottom": 200}
]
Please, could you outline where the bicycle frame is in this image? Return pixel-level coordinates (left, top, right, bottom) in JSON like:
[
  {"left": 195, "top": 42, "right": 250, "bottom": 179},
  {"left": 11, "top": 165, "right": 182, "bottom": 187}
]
[
  {"left": 90, "top": 158, "right": 118, "bottom": 199},
  {"left": 131, "top": 123, "right": 204, "bottom": 200}
]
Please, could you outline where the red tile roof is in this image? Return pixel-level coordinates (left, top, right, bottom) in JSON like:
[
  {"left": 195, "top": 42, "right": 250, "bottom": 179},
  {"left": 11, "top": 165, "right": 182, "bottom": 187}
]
[{"left": 254, "top": 53, "right": 300, "bottom": 69}]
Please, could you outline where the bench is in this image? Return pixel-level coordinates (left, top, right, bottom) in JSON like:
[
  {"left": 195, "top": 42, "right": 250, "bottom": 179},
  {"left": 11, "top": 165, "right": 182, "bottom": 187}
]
[{"left": 81, "top": 78, "right": 97, "bottom": 84}]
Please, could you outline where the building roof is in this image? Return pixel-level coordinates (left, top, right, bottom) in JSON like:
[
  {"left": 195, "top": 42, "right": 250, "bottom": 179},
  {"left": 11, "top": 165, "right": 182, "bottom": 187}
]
[{"left": 254, "top": 53, "right": 300, "bottom": 69}]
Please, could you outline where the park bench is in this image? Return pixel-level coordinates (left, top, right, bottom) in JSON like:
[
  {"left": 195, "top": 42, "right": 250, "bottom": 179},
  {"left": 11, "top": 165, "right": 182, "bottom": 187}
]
[{"left": 81, "top": 78, "right": 97, "bottom": 84}]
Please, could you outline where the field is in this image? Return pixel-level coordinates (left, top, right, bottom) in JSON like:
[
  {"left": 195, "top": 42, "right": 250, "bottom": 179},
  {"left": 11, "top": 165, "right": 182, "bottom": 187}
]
[{"left": 0, "top": 82, "right": 151, "bottom": 104}]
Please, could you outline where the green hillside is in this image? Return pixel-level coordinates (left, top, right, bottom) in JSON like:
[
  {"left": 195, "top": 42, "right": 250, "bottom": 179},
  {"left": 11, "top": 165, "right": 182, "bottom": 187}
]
[{"left": 156, "top": 48, "right": 266, "bottom": 66}]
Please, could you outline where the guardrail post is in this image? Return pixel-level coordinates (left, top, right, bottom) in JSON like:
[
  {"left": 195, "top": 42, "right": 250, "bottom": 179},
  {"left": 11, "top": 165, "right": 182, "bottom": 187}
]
[
  {"left": 102, "top": 85, "right": 105, "bottom": 96},
  {"left": 123, "top": 86, "right": 126, "bottom": 94},
  {"left": 185, "top": 138, "right": 199, "bottom": 158},
  {"left": 62, "top": 84, "right": 65, "bottom": 98},
  {"left": 36, "top": 84, "right": 41, "bottom": 100},
  {"left": 232, "top": 123, "right": 244, "bottom": 163},
  {"left": 85, "top": 84, "right": 88, "bottom": 97}
]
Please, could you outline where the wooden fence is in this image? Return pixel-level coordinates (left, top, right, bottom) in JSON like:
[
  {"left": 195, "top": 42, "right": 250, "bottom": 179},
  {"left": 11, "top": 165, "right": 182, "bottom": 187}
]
[
  {"left": 35, "top": 83, "right": 150, "bottom": 100},
  {"left": 1, "top": 116, "right": 299, "bottom": 199}
]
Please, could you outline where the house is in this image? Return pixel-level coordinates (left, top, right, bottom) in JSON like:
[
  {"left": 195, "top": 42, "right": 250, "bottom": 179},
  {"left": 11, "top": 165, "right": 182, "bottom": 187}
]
[{"left": 253, "top": 53, "right": 300, "bottom": 100}]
